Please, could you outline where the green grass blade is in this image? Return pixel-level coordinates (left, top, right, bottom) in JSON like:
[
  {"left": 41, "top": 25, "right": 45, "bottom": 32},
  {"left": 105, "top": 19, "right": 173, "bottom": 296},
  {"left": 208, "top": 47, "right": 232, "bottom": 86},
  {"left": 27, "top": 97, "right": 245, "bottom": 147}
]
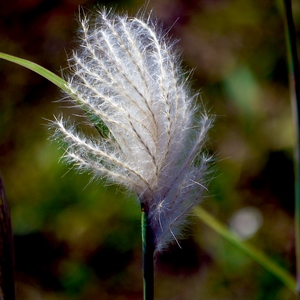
[
  {"left": 0, "top": 52, "right": 68, "bottom": 92},
  {"left": 0, "top": 52, "right": 111, "bottom": 138},
  {"left": 194, "top": 206, "right": 297, "bottom": 294}
]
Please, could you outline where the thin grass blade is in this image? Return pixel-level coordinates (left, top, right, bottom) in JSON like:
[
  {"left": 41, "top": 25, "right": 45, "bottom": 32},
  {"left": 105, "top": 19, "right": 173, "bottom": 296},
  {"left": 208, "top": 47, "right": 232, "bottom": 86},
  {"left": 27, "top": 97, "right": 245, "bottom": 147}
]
[
  {"left": 0, "top": 52, "right": 68, "bottom": 92},
  {"left": 194, "top": 206, "right": 296, "bottom": 294}
]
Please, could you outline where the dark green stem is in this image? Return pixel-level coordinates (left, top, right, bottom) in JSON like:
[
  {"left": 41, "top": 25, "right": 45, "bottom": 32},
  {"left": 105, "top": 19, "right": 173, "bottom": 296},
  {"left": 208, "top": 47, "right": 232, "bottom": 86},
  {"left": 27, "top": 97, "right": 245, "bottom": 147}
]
[
  {"left": 283, "top": 0, "right": 300, "bottom": 296},
  {"left": 0, "top": 175, "right": 15, "bottom": 300},
  {"left": 141, "top": 203, "right": 154, "bottom": 300}
]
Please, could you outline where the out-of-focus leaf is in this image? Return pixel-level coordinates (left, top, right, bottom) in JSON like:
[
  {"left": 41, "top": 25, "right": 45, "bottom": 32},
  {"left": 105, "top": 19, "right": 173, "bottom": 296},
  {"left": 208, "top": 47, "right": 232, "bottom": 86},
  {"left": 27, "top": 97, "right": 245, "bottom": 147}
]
[
  {"left": 194, "top": 206, "right": 296, "bottom": 294},
  {"left": 224, "top": 66, "right": 261, "bottom": 117}
]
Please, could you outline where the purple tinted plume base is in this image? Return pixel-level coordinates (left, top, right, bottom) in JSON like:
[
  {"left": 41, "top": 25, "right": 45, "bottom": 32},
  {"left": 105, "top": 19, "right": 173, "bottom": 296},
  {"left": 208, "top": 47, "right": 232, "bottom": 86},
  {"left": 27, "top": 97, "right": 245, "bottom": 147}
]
[{"left": 52, "top": 9, "right": 211, "bottom": 255}]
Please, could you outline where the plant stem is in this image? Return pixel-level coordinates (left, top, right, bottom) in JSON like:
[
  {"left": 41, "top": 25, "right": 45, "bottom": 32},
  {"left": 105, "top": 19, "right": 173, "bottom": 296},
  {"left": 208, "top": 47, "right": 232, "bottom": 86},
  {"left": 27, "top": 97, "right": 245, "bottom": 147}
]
[
  {"left": 141, "top": 203, "right": 154, "bottom": 300},
  {"left": 0, "top": 176, "right": 15, "bottom": 300},
  {"left": 283, "top": 0, "right": 300, "bottom": 297}
]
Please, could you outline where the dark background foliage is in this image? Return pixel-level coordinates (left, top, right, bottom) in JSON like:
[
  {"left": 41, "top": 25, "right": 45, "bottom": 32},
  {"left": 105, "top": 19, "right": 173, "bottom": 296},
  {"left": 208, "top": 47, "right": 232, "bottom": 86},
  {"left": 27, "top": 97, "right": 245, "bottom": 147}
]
[{"left": 0, "top": 0, "right": 299, "bottom": 299}]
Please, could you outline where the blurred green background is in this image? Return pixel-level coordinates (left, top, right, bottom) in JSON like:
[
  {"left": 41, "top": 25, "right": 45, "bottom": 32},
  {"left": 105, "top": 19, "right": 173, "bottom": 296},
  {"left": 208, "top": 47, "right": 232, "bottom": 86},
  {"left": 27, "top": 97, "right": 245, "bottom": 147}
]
[{"left": 0, "top": 0, "right": 299, "bottom": 299}]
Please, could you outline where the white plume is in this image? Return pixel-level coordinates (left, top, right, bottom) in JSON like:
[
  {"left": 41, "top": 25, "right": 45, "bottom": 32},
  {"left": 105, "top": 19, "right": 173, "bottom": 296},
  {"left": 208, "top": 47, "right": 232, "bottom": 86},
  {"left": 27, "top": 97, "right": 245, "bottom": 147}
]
[{"left": 52, "top": 9, "right": 212, "bottom": 253}]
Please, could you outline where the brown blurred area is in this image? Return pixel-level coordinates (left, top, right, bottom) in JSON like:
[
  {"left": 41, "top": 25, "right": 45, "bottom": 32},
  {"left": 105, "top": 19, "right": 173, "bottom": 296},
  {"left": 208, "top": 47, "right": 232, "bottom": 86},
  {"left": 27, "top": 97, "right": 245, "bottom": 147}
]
[{"left": 0, "top": 0, "right": 299, "bottom": 299}]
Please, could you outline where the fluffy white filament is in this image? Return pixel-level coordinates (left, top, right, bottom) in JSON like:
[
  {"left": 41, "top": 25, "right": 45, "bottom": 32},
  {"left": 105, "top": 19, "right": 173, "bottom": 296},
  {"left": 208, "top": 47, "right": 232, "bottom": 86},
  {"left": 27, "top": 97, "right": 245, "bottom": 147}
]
[{"left": 52, "top": 9, "right": 212, "bottom": 253}]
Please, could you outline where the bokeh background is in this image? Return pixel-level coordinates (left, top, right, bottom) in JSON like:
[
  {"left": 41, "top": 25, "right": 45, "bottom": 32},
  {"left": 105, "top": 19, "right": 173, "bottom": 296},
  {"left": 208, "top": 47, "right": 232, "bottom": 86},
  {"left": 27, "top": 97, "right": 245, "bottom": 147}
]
[{"left": 0, "top": 0, "right": 299, "bottom": 299}]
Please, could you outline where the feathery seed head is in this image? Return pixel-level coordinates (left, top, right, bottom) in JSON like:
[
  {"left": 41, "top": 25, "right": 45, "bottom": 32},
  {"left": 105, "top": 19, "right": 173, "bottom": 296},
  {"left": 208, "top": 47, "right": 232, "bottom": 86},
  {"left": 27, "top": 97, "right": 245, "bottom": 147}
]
[{"left": 52, "top": 9, "right": 212, "bottom": 253}]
